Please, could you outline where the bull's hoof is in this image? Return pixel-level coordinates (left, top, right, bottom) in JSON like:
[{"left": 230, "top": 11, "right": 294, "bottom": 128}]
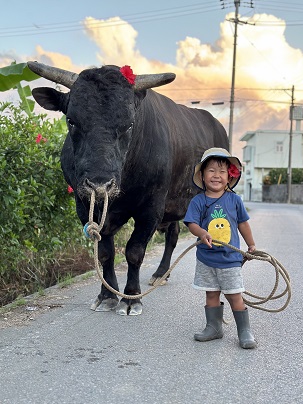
[
  {"left": 148, "top": 276, "right": 168, "bottom": 286},
  {"left": 116, "top": 301, "right": 128, "bottom": 316},
  {"left": 90, "top": 298, "right": 101, "bottom": 311},
  {"left": 129, "top": 302, "right": 143, "bottom": 316},
  {"left": 96, "top": 298, "right": 118, "bottom": 312},
  {"left": 115, "top": 301, "right": 143, "bottom": 316},
  {"left": 90, "top": 298, "right": 118, "bottom": 312}
]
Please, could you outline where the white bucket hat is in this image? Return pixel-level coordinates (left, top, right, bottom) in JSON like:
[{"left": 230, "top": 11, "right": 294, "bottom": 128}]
[{"left": 193, "top": 147, "right": 242, "bottom": 190}]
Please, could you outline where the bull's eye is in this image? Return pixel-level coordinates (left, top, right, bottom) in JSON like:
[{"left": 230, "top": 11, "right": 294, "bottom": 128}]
[
  {"left": 67, "top": 118, "right": 75, "bottom": 128},
  {"left": 116, "top": 122, "right": 133, "bottom": 137},
  {"left": 127, "top": 123, "right": 134, "bottom": 132}
]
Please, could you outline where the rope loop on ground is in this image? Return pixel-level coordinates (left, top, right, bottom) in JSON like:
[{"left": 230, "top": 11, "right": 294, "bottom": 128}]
[{"left": 86, "top": 190, "right": 291, "bottom": 311}]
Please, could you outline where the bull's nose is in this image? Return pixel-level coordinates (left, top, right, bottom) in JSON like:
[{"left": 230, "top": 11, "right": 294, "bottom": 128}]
[
  {"left": 85, "top": 178, "right": 95, "bottom": 189},
  {"left": 105, "top": 179, "right": 114, "bottom": 191},
  {"left": 84, "top": 178, "right": 113, "bottom": 192},
  {"left": 84, "top": 178, "right": 116, "bottom": 200}
]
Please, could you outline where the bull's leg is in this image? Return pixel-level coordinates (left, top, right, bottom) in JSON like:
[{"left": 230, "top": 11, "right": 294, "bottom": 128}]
[
  {"left": 116, "top": 220, "right": 158, "bottom": 316},
  {"left": 148, "top": 221, "right": 180, "bottom": 286},
  {"left": 91, "top": 235, "right": 119, "bottom": 312}
]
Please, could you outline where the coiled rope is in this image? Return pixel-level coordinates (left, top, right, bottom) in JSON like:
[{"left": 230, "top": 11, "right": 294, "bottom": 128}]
[{"left": 83, "top": 189, "right": 291, "bottom": 312}]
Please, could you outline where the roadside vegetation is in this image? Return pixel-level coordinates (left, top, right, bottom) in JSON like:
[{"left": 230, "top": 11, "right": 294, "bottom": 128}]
[
  {"left": 0, "top": 101, "right": 188, "bottom": 307},
  {"left": 0, "top": 102, "right": 92, "bottom": 306},
  {"left": 263, "top": 168, "right": 303, "bottom": 184}
]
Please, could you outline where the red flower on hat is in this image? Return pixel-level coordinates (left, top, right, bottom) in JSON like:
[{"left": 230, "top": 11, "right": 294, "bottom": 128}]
[
  {"left": 120, "top": 65, "right": 136, "bottom": 85},
  {"left": 228, "top": 164, "right": 240, "bottom": 178}
]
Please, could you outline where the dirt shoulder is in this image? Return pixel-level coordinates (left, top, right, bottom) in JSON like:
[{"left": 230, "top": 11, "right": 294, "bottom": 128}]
[
  {"left": 0, "top": 240, "right": 171, "bottom": 329},
  {"left": 0, "top": 271, "right": 98, "bottom": 329}
]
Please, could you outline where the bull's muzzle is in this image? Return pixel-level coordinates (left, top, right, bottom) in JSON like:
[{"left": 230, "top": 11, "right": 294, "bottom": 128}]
[{"left": 84, "top": 178, "right": 118, "bottom": 200}]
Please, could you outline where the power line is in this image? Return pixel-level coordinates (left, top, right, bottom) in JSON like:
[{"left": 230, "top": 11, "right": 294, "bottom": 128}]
[
  {"left": 254, "top": 1, "right": 303, "bottom": 13},
  {"left": 160, "top": 87, "right": 301, "bottom": 92},
  {"left": 0, "top": 3, "right": 227, "bottom": 38}
]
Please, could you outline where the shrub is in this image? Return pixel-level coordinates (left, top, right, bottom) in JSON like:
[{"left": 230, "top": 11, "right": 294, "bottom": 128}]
[
  {"left": 265, "top": 168, "right": 303, "bottom": 185},
  {"left": 0, "top": 103, "right": 90, "bottom": 304}
]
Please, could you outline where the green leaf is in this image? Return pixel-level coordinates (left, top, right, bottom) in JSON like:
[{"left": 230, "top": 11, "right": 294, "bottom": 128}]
[{"left": 0, "top": 62, "right": 40, "bottom": 92}]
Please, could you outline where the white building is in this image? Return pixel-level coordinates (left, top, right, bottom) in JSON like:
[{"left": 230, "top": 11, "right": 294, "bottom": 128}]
[{"left": 240, "top": 121, "right": 303, "bottom": 202}]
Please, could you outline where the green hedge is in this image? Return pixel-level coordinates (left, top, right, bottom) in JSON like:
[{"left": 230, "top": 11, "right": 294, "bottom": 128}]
[
  {"left": 0, "top": 103, "right": 89, "bottom": 304},
  {"left": 265, "top": 168, "right": 303, "bottom": 185}
]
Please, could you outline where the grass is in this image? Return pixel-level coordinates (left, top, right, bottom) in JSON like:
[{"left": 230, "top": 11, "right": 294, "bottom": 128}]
[
  {"left": 1, "top": 221, "right": 190, "bottom": 308},
  {"left": 58, "top": 273, "right": 75, "bottom": 288},
  {"left": 81, "top": 271, "right": 95, "bottom": 280},
  {"left": 0, "top": 297, "right": 27, "bottom": 314}
]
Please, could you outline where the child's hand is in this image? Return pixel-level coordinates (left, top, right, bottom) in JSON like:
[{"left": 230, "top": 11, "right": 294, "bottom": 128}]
[
  {"left": 201, "top": 232, "right": 213, "bottom": 248},
  {"left": 248, "top": 245, "right": 256, "bottom": 253}
]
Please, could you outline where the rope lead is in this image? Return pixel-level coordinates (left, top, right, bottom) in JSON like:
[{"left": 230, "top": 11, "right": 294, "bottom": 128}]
[{"left": 85, "top": 190, "right": 291, "bottom": 312}]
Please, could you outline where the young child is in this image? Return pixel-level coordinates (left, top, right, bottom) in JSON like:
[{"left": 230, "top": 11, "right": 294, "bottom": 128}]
[{"left": 184, "top": 147, "right": 257, "bottom": 349}]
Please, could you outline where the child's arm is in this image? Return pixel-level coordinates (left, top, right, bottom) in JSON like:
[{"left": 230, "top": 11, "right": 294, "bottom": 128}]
[
  {"left": 238, "top": 221, "right": 256, "bottom": 253},
  {"left": 188, "top": 223, "right": 213, "bottom": 248}
]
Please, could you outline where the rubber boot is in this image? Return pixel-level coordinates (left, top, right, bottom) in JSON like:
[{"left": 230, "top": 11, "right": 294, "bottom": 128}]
[
  {"left": 194, "top": 302, "right": 224, "bottom": 342},
  {"left": 233, "top": 308, "right": 257, "bottom": 349}
]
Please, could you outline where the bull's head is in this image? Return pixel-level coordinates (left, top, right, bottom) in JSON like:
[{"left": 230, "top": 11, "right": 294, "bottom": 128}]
[{"left": 28, "top": 62, "right": 175, "bottom": 201}]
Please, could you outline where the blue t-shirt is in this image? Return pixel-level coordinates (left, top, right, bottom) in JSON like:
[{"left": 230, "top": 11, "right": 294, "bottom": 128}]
[{"left": 184, "top": 192, "right": 249, "bottom": 268}]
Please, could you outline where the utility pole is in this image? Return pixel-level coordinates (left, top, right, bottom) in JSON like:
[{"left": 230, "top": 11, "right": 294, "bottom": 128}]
[
  {"left": 228, "top": 0, "right": 240, "bottom": 154},
  {"left": 287, "top": 85, "right": 295, "bottom": 204},
  {"left": 222, "top": 0, "right": 254, "bottom": 153}
]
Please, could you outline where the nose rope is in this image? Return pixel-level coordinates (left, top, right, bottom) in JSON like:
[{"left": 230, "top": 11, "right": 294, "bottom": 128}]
[
  {"left": 84, "top": 190, "right": 291, "bottom": 311},
  {"left": 85, "top": 189, "right": 173, "bottom": 299},
  {"left": 83, "top": 188, "right": 108, "bottom": 241}
]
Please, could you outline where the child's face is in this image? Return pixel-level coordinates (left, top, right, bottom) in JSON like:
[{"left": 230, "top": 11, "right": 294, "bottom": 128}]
[{"left": 201, "top": 159, "right": 229, "bottom": 193}]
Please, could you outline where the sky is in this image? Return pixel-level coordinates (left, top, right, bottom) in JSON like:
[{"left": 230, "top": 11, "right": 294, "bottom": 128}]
[{"left": 2, "top": 0, "right": 303, "bottom": 157}]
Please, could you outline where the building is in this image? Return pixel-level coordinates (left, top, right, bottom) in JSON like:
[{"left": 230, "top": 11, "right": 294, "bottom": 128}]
[{"left": 240, "top": 119, "right": 303, "bottom": 202}]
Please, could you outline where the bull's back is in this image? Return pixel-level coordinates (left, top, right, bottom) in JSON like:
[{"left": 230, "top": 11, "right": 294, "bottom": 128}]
[{"left": 142, "top": 91, "right": 228, "bottom": 221}]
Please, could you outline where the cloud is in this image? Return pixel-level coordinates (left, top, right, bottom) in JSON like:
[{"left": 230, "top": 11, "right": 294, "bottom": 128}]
[
  {"left": 33, "top": 45, "right": 85, "bottom": 73},
  {"left": 83, "top": 17, "right": 140, "bottom": 67},
  {"left": 82, "top": 16, "right": 177, "bottom": 75},
  {"left": 1, "top": 13, "right": 302, "bottom": 157},
  {"left": 172, "top": 13, "right": 303, "bottom": 155}
]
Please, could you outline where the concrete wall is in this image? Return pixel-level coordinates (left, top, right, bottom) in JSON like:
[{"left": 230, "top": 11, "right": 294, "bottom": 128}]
[{"left": 262, "top": 184, "right": 303, "bottom": 204}]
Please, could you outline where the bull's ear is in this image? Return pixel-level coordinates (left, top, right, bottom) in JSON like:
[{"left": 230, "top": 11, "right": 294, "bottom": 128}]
[
  {"left": 32, "top": 87, "right": 67, "bottom": 112},
  {"left": 134, "top": 89, "right": 147, "bottom": 107}
]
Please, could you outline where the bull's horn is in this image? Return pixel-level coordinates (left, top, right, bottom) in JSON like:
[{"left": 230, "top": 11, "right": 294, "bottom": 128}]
[
  {"left": 27, "top": 61, "right": 78, "bottom": 89},
  {"left": 134, "top": 73, "right": 176, "bottom": 91},
  {"left": 27, "top": 61, "right": 176, "bottom": 91}
]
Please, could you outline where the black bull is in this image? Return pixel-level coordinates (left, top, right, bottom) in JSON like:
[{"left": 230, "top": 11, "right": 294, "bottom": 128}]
[{"left": 28, "top": 62, "right": 229, "bottom": 315}]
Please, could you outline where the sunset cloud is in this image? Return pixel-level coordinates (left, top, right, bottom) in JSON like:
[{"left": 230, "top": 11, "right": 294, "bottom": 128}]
[
  {"left": 1, "top": 12, "right": 302, "bottom": 157},
  {"left": 33, "top": 45, "right": 86, "bottom": 74}
]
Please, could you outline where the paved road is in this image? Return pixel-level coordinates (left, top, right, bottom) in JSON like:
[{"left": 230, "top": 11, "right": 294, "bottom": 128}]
[{"left": 1, "top": 202, "right": 303, "bottom": 404}]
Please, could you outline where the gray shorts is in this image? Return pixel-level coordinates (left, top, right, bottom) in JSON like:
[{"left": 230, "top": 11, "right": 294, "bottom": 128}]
[{"left": 193, "top": 259, "right": 245, "bottom": 294}]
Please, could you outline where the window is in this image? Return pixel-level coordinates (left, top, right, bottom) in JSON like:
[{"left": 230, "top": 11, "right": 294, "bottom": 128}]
[
  {"left": 243, "top": 145, "right": 252, "bottom": 161},
  {"left": 276, "top": 141, "right": 283, "bottom": 153}
]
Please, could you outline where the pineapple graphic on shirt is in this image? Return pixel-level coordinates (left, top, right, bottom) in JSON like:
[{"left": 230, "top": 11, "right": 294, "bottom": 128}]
[{"left": 208, "top": 209, "right": 231, "bottom": 246}]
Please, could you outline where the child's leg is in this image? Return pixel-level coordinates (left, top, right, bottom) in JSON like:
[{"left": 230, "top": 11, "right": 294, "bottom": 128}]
[
  {"left": 193, "top": 261, "right": 224, "bottom": 342},
  {"left": 224, "top": 293, "right": 256, "bottom": 349},
  {"left": 194, "top": 291, "right": 224, "bottom": 342},
  {"left": 206, "top": 290, "right": 221, "bottom": 307},
  {"left": 224, "top": 292, "right": 245, "bottom": 311}
]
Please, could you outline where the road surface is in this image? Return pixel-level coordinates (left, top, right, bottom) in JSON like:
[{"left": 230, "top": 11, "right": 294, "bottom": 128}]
[{"left": 0, "top": 202, "right": 302, "bottom": 403}]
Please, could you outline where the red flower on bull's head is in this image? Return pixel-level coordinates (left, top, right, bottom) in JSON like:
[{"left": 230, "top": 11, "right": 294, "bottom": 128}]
[
  {"left": 228, "top": 164, "right": 240, "bottom": 178},
  {"left": 67, "top": 185, "right": 74, "bottom": 193},
  {"left": 120, "top": 65, "right": 136, "bottom": 85}
]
